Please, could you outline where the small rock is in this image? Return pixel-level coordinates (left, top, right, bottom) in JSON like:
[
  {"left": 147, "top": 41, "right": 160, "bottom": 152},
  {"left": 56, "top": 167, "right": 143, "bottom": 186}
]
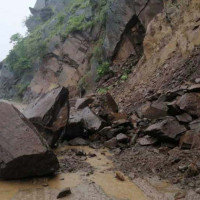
[
  {"left": 185, "top": 163, "right": 199, "bottom": 178},
  {"left": 178, "top": 165, "right": 188, "bottom": 172},
  {"left": 88, "top": 153, "right": 97, "bottom": 158},
  {"left": 116, "top": 133, "right": 129, "bottom": 143},
  {"left": 68, "top": 138, "right": 89, "bottom": 146},
  {"left": 104, "top": 138, "right": 117, "bottom": 149},
  {"left": 174, "top": 191, "right": 186, "bottom": 200},
  {"left": 195, "top": 78, "right": 200, "bottom": 84},
  {"left": 115, "top": 171, "right": 125, "bottom": 181},
  {"left": 57, "top": 187, "right": 71, "bottom": 199},
  {"left": 42, "top": 183, "right": 48, "bottom": 187},
  {"left": 138, "top": 135, "right": 158, "bottom": 146},
  {"left": 176, "top": 113, "right": 192, "bottom": 123}
]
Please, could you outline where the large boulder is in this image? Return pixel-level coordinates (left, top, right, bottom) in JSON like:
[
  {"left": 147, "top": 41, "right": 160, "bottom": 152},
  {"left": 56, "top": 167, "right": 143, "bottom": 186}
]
[
  {"left": 139, "top": 101, "right": 168, "bottom": 119},
  {"left": 0, "top": 102, "right": 59, "bottom": 179},
  {"left": 24, "top": 86, "right": 69, "bottom": 146},
  {"left": 144, "top": 117, "right": 187, "bottom": 141}
]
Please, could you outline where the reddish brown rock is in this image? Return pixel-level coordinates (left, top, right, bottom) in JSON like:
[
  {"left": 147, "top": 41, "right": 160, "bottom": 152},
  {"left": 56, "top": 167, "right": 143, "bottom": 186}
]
[
  {"left": 179, "top": 130, "right": 200, "bottom": 149},
  {"left": 0, "top": 102, "right": 59, "bottom": 179},
  {"left": 176, "top": 93, "right": 200, "bottom": 117},
  {"left": 104, "top": 138, "right": 118, "bottom": 149},
  {"left": 139, "top": 101, "right": 168, "bottom": 119},
  {"left": 145, "top": 117, "right": 187, "bottom": 141},
  {"left": 24, "top": 87, "right": 69, "bottom": 146},
  {"left": 24, "top": 86, "right": 69, "bottom": 129}
]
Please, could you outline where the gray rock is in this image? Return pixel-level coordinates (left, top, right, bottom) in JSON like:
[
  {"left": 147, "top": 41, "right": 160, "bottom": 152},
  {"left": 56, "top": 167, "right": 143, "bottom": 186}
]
[
  {"left": 57, "top": 187, "right": 71, "bottom": 199},
  {"left": 177, "top": 93, "right": 200, "bottom": 117},
  {"left": 75, "top": 97, "right": 94, "bottom": 110},
  {"left": 176, "top": 113, "right": 192, "bottom": 123},
  {"left": 116, "top": 133, "right": 129, "bottom": 143},
  {"left": 138, "top": 135, "right": 158, "bottom": 146},
  {"left": 145, "top": 117, "right": 187, "bottom": 141},
  {"left": 68, "top": 138, "right": 89, "bottom": 146}
]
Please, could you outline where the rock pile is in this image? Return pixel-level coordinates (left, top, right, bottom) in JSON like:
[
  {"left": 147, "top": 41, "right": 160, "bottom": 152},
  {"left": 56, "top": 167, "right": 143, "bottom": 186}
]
[
  {"left": 133, "top": 83, "right": 200, "bottom": 149},
  {"left": 64, "top": 93, "right": 133, "bottom": 149}
]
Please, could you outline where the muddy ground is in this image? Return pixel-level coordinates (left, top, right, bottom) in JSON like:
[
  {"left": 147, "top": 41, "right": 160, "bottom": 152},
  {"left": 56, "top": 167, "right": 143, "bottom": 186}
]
[{"left": 1, "top": 144, "right": 199, "bottom": 200}]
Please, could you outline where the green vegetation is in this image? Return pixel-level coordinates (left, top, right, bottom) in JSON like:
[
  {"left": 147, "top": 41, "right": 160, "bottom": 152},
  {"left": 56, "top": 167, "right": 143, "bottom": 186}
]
[
  {"left": 97, "top": 62, "right": 110, "bottom": 78},
  {"left": 6, "top": 29, "right": 47, "bottom": 74},
  {"left": 97, "top": 87, "right": 109, "bottom": 94},
  {"left": 121, "top": 73, "right": 128, "bottom": 81}
]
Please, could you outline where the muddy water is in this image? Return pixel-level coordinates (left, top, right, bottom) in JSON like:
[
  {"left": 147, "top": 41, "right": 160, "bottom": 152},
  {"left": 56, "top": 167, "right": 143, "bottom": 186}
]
[{"left": 0, "top": 146, "right": 149, "bottom": 200}]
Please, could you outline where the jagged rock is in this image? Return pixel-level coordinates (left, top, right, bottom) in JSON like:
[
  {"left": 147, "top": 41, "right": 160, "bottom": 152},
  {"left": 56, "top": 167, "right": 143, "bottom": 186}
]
[
  {"left": 24, "top": 87, "right": 69, "bottom": 146},
  {"left": 104, "top": 138, "right": 118, "bottom": 149},
  {"left": 98, "top": 126, "right": 112, "bottom": 136},
  {"left": 112, "top": 119, "right": 131, "bottom": 128},
  {"left": 75, "top": 97, "right": 94, "bottom": 110},
  {"left": 189, "top": 119, "right": 200, "bottom": 130},
  {"left": 81, "top": 107, "right": 105, "bottom": 132},
  {"left": 90, "top": 93, "right": 118, "bottom": 121},
  {"left": 139, "top": 101, "right": 168, "bottom": 119},
  {"left": 68, "top": 138, "right": 89, "bottom": 146},
  {"left": 24, "top": 86, "right": 69, "bottom": 130},
  {"left": 167, "top": 101, "right": 182, "bottom": 116},
  {"left": 138, "top": 135, "right": 158, "bottom": 146},
  {"left": 179, "top": 130, "right": 200, "bottom": 149},
  {"left": 188, "top": 84, "right": 200, "bottom": 92},
  {"left": 176, "top": 93, "right": 200, "bottom": 117},
  {"left": 145, "top": 117, "right": 187, "bottom": 141},
  {"left": 0, "top": 102, "right": 59, "bottom": 179},
  {"left": 176, "top": 113, "right": 192, "bottom": 123},
  {"left": 116, "top": 133, "right": 129, "bottom": 144}
]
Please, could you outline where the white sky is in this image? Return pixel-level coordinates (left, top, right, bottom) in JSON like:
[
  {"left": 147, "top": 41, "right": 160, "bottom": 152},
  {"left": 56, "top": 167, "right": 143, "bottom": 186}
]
[{"left": 0, "top": 0, "right": 36, "bottom": 61}]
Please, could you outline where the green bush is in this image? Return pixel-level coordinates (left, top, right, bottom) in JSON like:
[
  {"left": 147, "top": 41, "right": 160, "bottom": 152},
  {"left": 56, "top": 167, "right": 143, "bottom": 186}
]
[
  {"left": 97, "top": 62, "right": 110, "bottom": 77},
  {"left": 6, "top": 30, "right": 47, "bottom": 74}
]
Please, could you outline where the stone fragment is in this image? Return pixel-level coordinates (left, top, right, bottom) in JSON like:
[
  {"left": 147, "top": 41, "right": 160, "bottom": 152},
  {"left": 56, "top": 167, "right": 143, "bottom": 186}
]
[
  {"left": 57, "top": 187, "right": 71, "bottom": 199},
  {"left": 140, "top": 101, "right": 168, "bottom": 119},
  {"left": 177, "top": 93, "right": 200, "bottom": 117},
  {"left": 176, "top": 113, "right": 192, "bottom": 123},
  {"left": 75, "top": 97, "right": 94, "bottom": 110},
  {"left": 179, "top": 130, "right": 200, "bottom": 149},
  {"left": 104, "top": 138, "right": 118, "bottom": 149},
  {"left": 138, "top": 135, "right": 158, "bottom": 146},
  {"left": 115, "top": 171, "right": 125, "bottom": 181},
  {"left": 145, "top": 117, "right": 187, "bottom": 141},
  {"left": 68, "top": 138, "right": 89, "bottom": 146},
  {"left": 116, "top": 133, "right": 129, "bottom": 143}
]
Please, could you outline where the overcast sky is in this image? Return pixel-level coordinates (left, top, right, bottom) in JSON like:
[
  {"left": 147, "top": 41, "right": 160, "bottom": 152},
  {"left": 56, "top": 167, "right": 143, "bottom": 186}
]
[{"left": 0, "top": 0, "right": 36, "bottom": 61}]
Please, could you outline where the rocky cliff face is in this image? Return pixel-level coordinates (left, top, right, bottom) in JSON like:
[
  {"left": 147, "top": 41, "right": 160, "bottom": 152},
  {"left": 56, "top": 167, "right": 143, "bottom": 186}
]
[
  {"left": 107, "top": 0, "right": 200, "bottom": 113},
  {"left": 0, "top": 0, "right": 163, "bottom": 101}
]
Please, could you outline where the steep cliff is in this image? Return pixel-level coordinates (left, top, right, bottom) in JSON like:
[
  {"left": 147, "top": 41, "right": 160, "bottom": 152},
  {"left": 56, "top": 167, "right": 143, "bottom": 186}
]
[{"left": 0, "top": 0, "right": 163, "bottom": 101}]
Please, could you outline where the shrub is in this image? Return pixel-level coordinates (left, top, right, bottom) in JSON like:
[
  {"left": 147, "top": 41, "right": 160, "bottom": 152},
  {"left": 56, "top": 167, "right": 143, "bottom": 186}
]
[{"left": 97, "top": 62, "right": 110, "bottom": 77}]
